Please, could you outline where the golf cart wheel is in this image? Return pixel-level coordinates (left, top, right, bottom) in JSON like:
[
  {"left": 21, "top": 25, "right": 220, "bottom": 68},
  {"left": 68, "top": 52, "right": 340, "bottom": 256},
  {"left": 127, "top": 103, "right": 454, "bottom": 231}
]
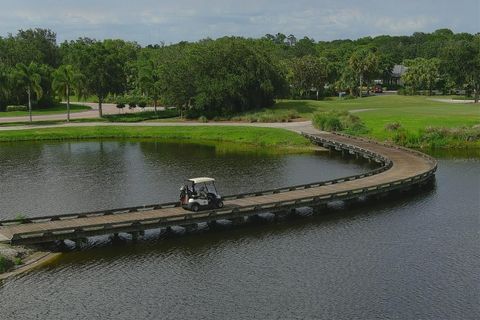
[
  {"left": 216, "top": 201, "right": 224, "bottom": 209},
  {"left": 191, "top": 204, "right": 200, "bottom": 212}
]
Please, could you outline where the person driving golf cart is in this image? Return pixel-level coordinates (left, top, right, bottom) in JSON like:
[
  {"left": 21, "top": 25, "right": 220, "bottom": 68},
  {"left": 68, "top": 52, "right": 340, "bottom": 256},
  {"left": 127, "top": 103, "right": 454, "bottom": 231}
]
[{"left": 180, "top": 177, "right": 224, "bottom": 212}]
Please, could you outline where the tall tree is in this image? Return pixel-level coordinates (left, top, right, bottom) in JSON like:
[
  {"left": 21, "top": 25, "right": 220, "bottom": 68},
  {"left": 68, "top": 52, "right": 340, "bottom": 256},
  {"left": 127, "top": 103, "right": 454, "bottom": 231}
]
[
  {"left": 52, "top": 64, "right": 85, "bottom": 121},
  {"left": 61, "top": 39, "right": 137, "bottom": 116},
  {"left": 440, "top": 37, "right": 480, "bottom": 102},
  {"left": 402, "top": 58, "right": 440, "bottom": 95},
  {"left": 15, "top": 63, "right": 43, "bottom": 122},
  {"left": 288, "top": 56, "right": 329, "bottom": 99},
  {"left": 348, "top": 49, "right": 379, "bottom": 97}
]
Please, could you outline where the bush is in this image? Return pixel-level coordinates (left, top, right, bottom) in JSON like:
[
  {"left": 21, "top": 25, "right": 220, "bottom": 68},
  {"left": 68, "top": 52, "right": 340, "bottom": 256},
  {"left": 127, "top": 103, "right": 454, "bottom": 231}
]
[
  {"left": 14, "top": 257, "right": 23, "bottom": 265},
  {"left": 421, "top": 126, "right": 480, "bottom": 143},
  {"left": 341, "top": 113, "right": 369, "bottom": 134},
  {"left": 103, "top": 109, "right": 179, "bottom": 122},
  {"left": 198, "top": 115, "right": 208, "bottom": 123},
  {"left": 313, "top": 111, "right": 368, "bottom": 133},
  {"left": 385, "top": 122, "right": 403, "bottom": 131},
  {"left": 6, "top": 105, "right": 28, "bottom": 112},
  {"left": 116, "top": 103, "right": 126, "bottom": 110},
  {"left": 230, "top": 109, "right": 300, "bottom": 123},
  {"left": 138, "top": 101, "right": 147, "bottom": 109},
  {"left": 0, "top": 255, "right": 14, "bottom": 273}
]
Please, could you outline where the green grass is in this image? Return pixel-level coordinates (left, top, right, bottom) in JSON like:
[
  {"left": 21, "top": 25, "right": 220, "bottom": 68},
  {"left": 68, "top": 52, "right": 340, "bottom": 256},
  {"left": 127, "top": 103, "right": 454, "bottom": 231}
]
[
  {"left": 0, "top": 103, "right": 91, "bottom": 117},
  {"left": 0, "top": 126, "right": 313, "bottom": 151},
  {"left": 0, "top": 118, "right": 105, "bottom": 127},
  {"left": 270, "top": 95, "right": 480, "bottom": 144}
]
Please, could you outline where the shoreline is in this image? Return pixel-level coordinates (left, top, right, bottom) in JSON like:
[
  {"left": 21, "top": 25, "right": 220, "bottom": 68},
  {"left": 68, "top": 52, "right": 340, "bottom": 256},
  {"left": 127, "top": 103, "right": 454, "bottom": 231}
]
[
  {"left": 0, "top": 121, "right": 477, "bottom": 150},
  {"left": 0, "top": 246, "right": 62, "bottom": 281},
  {"left": 0, "top": 121, "right": 473, "bottom": 279}
]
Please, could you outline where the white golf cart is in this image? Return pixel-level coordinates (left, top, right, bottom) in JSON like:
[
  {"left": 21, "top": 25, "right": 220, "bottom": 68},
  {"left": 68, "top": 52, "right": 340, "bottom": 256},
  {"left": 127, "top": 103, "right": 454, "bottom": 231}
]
[{"left": 180, "top": 177, "right": 224, "bottom": 212}]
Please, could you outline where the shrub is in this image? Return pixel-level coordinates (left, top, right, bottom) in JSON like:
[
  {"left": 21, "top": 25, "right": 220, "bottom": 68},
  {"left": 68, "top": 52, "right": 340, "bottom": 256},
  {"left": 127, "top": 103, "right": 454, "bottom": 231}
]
[
  {"left": 6, "top": 105, "right": 28, "bottom": 112},
  {"left": 0, "top": 255, "right": 14, "bottom": 273},
  {"left": 116, "top": 103, "right": 126, "bottom": 110},
  {"left": 198, "top": 115, "right": 208, "bottom": 123},
  {"left": 385, "top": 122, "right": 403, "bottom": 131},
  {"left": 103, "top": 109, "right": 179, "bottom": 122},
  {"left": 128, "top": 102, "right": 137, "bottom": 109},
  {"left": 313, "top": 111, "right": 368, "bottom": 134},
  {"left": 421, "top": 126, "right": 480, "bottom": 143},
  {"left": 231, "top": 109, "right": 299, "bottom": 123},
  {"left": 138, "top": 101, "right": 147, "bottom": 109},
  {"left": 15, "top": 213, "right": 27, "bottom": 224},
  {"left": 341, "top": 113, "right": 368, "bottom": 134},
  {"left": 14, "top": 257, "right": 23, "bottom": 265}
]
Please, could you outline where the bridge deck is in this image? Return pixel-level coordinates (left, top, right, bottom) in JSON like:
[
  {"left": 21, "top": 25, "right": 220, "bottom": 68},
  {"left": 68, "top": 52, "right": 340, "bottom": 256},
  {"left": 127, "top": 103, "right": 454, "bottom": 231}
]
[{"left": 0, "top": 130, "right": 437, "bottom": 244}]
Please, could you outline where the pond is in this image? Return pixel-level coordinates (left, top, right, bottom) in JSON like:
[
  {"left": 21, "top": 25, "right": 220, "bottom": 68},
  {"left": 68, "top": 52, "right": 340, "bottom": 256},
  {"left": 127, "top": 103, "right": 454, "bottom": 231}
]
[{"left": 0, "top": 140, "right": 478, "bottom": 320}]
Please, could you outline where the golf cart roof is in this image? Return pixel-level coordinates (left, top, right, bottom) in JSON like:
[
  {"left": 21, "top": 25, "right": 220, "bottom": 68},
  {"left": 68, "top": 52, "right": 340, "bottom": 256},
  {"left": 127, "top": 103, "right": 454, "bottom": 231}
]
[{"left": 187, "top": 177, "right": 215, "bottom": 184}]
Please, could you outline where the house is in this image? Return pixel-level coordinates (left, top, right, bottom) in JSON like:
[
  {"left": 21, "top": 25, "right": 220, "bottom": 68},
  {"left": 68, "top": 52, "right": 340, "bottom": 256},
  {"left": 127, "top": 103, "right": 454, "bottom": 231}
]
[{"left": 390, "top": 64, "right": 408, "bottom": 85}]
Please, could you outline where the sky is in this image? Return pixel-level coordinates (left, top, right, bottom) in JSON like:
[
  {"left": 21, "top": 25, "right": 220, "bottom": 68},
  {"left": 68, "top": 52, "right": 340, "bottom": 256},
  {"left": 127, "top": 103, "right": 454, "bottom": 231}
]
[{"left": 0, "top": 0, "right": 478, "bottom": 45}]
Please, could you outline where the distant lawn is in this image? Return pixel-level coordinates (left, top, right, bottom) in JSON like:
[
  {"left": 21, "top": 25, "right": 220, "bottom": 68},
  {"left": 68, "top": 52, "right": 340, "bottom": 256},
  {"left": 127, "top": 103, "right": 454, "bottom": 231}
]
[
  {"left": 0, "top": 118, "right": 105, "bottom": 127},
  {"left": 0, "top": 103, "right": 91, "bottom": 117},
  {"left": 270, "top": 95, "right": 479, "bottom": 141}
]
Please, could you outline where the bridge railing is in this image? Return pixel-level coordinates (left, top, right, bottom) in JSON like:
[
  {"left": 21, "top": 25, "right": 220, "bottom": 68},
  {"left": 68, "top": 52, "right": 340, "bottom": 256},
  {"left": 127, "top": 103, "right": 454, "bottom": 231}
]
[
  {"left": 0, "top": 132, "right": 437, "bottom": 232},
  {"left": 9, "top": 165, "right": 437, "bottom": 242},
  {"left": 326, "top": 131, "right": 437, "bottom": 168}
]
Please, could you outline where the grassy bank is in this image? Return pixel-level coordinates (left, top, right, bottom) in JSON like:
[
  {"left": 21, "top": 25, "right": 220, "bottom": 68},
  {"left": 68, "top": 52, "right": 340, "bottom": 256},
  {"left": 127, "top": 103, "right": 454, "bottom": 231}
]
[
  {"left": 0, "top": 103, "right": 91, "bottom": 117},
  {"left": 248, "top": 95, "right": 479, "bottom": 148},
  {"left": 0, "top": 126, "right": 313, "bottom": 150}
]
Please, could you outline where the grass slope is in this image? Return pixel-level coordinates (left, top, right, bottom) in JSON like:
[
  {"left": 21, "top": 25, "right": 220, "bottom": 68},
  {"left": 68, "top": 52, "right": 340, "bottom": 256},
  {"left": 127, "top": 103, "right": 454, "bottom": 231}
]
[
  {"left": 273, "top": 96, "right": 479, "bottom": 142},
  {"left": 0, "top": 126, "right": 312, "bottom": 150}
]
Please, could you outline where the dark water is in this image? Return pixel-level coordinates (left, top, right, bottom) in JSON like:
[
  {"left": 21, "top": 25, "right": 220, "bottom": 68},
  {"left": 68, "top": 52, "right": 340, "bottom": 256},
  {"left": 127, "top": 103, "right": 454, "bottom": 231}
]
[
  {"left": 0, "top": 140, "right": 372, "bottom": 219},
  {"left": 0, "top": 141, "right": 478, "bottom": 320}
]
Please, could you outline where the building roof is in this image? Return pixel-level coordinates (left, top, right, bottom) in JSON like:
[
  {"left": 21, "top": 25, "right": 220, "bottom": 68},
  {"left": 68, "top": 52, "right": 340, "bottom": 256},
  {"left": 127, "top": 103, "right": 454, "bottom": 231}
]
[{"left": 392, "top": 64, "right": 408, "bottom": 77}]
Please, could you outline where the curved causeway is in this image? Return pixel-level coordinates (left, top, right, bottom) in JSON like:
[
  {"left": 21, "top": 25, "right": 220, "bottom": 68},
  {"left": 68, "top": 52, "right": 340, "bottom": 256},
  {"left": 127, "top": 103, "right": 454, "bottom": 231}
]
[{"left": 0, "top": 125, "right": 437, "bottom": 245}]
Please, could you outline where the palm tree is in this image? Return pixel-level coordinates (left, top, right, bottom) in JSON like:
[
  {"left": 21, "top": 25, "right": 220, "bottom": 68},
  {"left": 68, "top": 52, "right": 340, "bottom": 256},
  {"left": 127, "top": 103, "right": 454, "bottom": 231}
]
[
  {"left": 0, "top": 69, "right": 9, "bottom": 106},
  {"left": 52, "top": 65, "right": 85, "bottom": 122},
  {"left": 349, "top": 49, "right": 379, "bottom": 98},
  {"left": 15, "top": 63, "right": 43, "bottom": 122},
  {"left": 137, "top": 59, "right": 164, "bottom": 113}
]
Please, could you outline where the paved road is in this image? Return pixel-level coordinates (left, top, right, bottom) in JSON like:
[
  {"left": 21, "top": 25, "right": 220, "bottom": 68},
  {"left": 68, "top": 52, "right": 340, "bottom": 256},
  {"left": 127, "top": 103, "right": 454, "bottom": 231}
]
[{"left": 0, "top": 102, "right": 158, "bottom": 123}]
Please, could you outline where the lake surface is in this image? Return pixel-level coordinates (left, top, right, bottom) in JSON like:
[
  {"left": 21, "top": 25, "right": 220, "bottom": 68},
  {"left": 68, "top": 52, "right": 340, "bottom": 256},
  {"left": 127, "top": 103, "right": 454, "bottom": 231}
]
[{"left": 0, "top": 140, "right": 478, "bottom": 320}]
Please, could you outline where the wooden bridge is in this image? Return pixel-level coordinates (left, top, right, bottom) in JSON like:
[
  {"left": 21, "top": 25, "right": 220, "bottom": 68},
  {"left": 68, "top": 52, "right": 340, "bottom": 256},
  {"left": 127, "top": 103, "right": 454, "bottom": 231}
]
[{"left": 0, "top": 131, "right": 437, "bottom": 245}]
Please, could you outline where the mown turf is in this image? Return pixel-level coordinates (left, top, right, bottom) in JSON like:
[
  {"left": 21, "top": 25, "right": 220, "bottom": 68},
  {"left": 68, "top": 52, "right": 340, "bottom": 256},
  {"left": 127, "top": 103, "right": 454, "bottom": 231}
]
[
  {"left": 0, "top": 126, "right": 312, "bottom": 150},
  {"left": 272, "top": 96, "right": 480, "bottom": 141},
  {"left": 0, "top": 103, "right": 91, "bottom": 117}
]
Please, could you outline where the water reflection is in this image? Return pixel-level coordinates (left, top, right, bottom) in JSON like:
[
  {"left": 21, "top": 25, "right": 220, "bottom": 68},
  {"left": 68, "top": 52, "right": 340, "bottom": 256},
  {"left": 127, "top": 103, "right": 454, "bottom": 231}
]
[
  {"left": 0, "top": 141, "right": 478, "bottom": 320},
  {"left": 0, "top": 140, "right": 374, "bottom": 219}
]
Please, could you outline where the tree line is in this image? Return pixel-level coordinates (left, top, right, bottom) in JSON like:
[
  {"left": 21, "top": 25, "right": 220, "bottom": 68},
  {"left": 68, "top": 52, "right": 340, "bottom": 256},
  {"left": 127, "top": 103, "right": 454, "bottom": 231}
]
[{"left": 0, "top": 28, "right": 478, "bottom": 120}]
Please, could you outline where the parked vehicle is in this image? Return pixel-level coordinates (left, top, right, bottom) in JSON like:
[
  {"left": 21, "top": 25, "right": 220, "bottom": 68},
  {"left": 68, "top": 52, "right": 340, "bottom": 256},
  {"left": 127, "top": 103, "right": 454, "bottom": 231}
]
[
  {"left": 373, "top": 85, "right": 383, "bottom": 93},
  {"left": 180, "top": 177, "right": 224, "bottom": 212}
]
